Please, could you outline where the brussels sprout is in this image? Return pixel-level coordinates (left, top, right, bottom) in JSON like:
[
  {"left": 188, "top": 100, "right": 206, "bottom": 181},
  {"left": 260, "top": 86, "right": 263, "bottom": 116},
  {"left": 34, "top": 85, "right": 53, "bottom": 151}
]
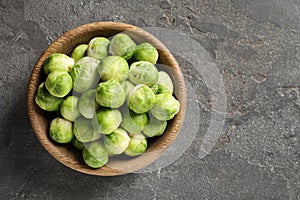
[
  {"left": 124, "top": 133, "right": 147, "bottom": 156},
  {"left": 44, "top": 53, "right": 74, "bottom": 75},
  {"left": 143, "top": 116, "right": 167, "bottom": 137},
  {"left": 70, "top": 57, "right": 100, "bottom": 93},
  {"left": 60, "top": 96, "right": 80, "bottom": 122},
  {"left": 98, "top": 56, "right": 129, "bottom": 82},
  {"left": 45, "top": 71, "right": 73, "bottom": 98},
  {"left": 121, "top": 108, "right": 149, "bottom": 134},
  {"left": 128, "top": 61, "right": 158, "bottom": 87},
  {"left": 78, "top": 89, "right": 97, "bottom": 119},
  {"left": 72, "top": 137, "right": 85, "bottom": 150},
  {"left": 71, "top": 44, "right": 88, "bottom": 62},
  {"left": 87, "top": 37, "right": 110, "bottom": 60},
  {"left": 95, "top": 80, "right": 125, "bottom": 108},
  {"left": 134, "top": 42, "right": 159, "bottom": 64},
  {"left": 151, "top": 93, "right": 180, "bottom": 121},
  {"left": 109, "top": 33, "right": 136, "bottom": 60},
  {"left": 128, "top": 84, "right": 155, "bottom": 114},
  {"left": 104, "top": 128, "right": 130, "bottom": 155},
  {"left": 49, "top": 117, "right": 74, "bottom": 143},
  {"left": 151, "top": 71, "right": 174, "bottom": 94},
  {"left": 121, "top": 80, "right": 134, "bottom": 97},
  {"left": 35, "top": 82, "right": 63, "bottom": 111},
  {"left": 82, "top": 141, "right": 108, "bottom": 168},
  {"left": 92, "top": 108, "right": 122, "bottom": 135},
  {"left": 73, "top": 117, "right": 101, "bottom": 143}
]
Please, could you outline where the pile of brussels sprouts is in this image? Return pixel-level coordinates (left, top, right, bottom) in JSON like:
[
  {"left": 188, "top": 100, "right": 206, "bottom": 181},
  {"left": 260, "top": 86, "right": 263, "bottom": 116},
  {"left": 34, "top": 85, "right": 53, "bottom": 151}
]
[{"left": 35, "top": 33, "right": 180, "bottom": 168}]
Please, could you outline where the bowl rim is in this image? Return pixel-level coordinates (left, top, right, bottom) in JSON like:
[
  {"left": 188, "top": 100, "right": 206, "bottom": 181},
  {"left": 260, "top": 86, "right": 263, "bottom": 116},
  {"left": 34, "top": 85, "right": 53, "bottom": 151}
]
[{"left": 27, "top": 21, "right": 187, "bottom": 176}]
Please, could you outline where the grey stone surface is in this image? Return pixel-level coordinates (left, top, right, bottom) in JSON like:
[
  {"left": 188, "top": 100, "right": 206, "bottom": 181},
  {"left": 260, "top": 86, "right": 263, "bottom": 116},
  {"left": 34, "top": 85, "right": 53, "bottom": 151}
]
[{"left": 0, "top": 0, "right": 299, "bottom": 199}]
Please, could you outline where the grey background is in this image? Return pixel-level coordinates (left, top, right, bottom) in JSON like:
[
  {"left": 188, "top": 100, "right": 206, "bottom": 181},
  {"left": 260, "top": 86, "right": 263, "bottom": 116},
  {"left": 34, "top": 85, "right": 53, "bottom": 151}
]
[{"left": 0, "top": 0, "right": 299, "bottom": 199}]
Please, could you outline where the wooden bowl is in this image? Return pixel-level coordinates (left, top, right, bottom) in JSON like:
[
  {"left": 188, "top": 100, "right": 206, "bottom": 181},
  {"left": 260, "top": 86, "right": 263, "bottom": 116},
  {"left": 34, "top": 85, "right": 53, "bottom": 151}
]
[{"left": 27, "top": 22, "right": 186, "bottom": 176}]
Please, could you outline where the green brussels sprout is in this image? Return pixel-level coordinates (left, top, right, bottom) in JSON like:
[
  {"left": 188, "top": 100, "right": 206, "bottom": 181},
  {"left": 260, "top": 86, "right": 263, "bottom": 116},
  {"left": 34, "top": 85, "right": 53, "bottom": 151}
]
[
  {"left": 78, "top": 89, "right": 97, "bottom": 119},
  {"left": 49, "top": 117, "right": 74, "bottom": 143},
  {"left": 35, "top": 82, "right": 63, "bottom": 111},
  {"left": 92, "top": 108, "right": 122, "bottom": 135},
  {"left": 73, "top": 117, "right": 101, "bottom": 143},
  {"left": 95, "top": 80, "right": 126, "bottom": 108},
  {"left": 87, "top": 37, "right": 110, "bottom": 60},
  {"left": 134, "top": 42, "right": 159, "bottom": 64},
  {"left": 70, "top": 57, "right": 100, "bottom": 93},
  {"left": 143, "top": 116, "right": 167, "bottom": 137},
  {"left": 128, "top": 61, "right": 158, "bottom": 86},
  {"left": 44, "top": 53, "right": 74, "bottom": 75},
  {"left": 128, "top": 84, "right": 155, "bottom": 114},
  {"left": 121, "top": 108, "right": 149, "bottom": 134},
  {"left": 151, "top": 71, "right": 174, "bottom": 94},
  {"left": 71, "top": 44, "right": 88, "bottom": 62},
  {"left": 72, "top": 137, "right": 85, "bottom": 150},
  {"left": 98, "top": 56, "right": 129, "bottom": 82},
  {"left": 121, "top": 80, "right": 135, "bottom": 99},
  {"left": 104, "top": 128, "right": 130, "bottom": 155},
  {"left": 45, "top": 71, "right": 73, "bottom": 98},
  {"left": 151, "top": 93, "right": 180, "bottom": 121},
  {"left": 82, "top": 141, "right": 108, "bottom": 168},
  {"left": 60, "top": 96, "right": 80, "bottom": 122},
  {"left": 124, "top": 133, "right": 147, "bottom": 156},
  {"left": 109, "top": 33, "right": 136, "bottom": 60}
]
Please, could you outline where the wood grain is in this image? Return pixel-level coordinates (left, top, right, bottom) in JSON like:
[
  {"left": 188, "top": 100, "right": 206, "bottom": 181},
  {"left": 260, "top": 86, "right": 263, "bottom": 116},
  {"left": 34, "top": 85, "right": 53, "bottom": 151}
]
[{"left": 27, "top": 22, "right": 187, "bottom": 176}]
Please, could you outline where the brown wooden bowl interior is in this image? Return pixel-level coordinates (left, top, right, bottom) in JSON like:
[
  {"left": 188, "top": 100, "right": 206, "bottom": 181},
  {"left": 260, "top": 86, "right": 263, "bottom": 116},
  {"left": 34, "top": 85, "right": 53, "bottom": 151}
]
[{"left": 27, "top": 22, "right": 186, "bottom": 176}]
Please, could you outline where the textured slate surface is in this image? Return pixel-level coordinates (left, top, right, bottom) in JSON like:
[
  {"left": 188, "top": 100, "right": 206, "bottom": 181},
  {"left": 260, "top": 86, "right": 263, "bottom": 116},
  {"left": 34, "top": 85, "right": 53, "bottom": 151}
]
[{"left": 0, "top": 0, "right": 299, "bottom": 199}]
